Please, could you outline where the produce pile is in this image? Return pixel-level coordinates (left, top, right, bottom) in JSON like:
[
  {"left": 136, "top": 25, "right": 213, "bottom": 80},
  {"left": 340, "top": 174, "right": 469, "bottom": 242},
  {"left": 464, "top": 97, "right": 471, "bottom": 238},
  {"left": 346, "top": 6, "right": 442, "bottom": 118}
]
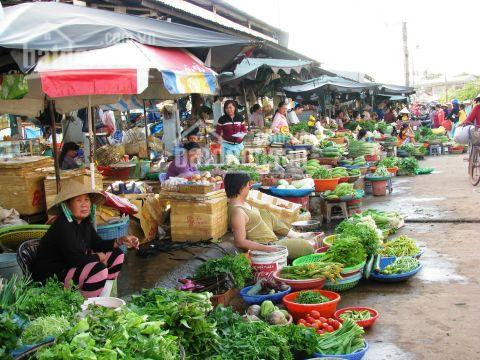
[
  {"left": 398, "top": 157, "right": 419, "bottom": 175},
  {"left": 380, "top": 257, "right": 420, "bottom": 275},
  {"left": 246, "top": 279, "right": 290, "bottom": 296},
  {"left": 347, "top": 140, "right": 378, "bottom": 158},
  {"left": 335, "top": 216, "right": 383, "bottom": 256},
  {"left": 245, "top": 301, "right": 290, "bottom": 325},
  {"left": 322, "top": 236, "right": 366, "bottom": 268},
  {"left": 297, "top": 311, "right": 341, "bottom": 334},
  {"left": 323, "top": 183, "right": 356, "bottom": 201},
  {"left": 294, "top": 291, "right": 331, "bottom": 304},
  {"left": 339, "top": 310, "right": 372, "bottom": 322},
  {"left": 315, "top": 318, "right": 365, "bottom": 355},
  {"left": 371, "top": 165, "right": 390, "bottom": 177},
  {"left": 378, "top": 156, "right": 398, "bottom": 168},
  {"left": 279, "top": 262, "right": 343, "bottom": 282},
  {"left": 276, "top": 178, "right": 314, "bottom": 190},
  {"left": 379, "top": 235, "right": 420, "bottom": 257},
  {"left": 341, "top": 156, "right": 367, "bottom": 167},
  {"left": 194, "top": 254, "right": 252, "bottom": 289}
]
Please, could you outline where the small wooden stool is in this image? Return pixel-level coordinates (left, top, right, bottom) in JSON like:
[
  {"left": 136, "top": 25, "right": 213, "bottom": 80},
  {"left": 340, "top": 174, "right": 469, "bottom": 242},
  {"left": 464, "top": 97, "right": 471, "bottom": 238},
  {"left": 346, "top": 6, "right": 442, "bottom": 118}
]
[
  {"left": 325, "top": 202, "right": 348, "bottom": 223},
  {"left": 429, "top": 144, "right": 442, "bottom": 156}
]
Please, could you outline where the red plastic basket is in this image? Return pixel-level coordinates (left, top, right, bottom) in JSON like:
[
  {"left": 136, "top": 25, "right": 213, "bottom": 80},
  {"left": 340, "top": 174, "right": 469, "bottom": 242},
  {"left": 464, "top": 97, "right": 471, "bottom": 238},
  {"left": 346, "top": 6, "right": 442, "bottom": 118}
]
[
  {"left": 334, "top": 307, "right": 379, "bottom": 329},
  {"left": 282, "top": 289, "right": 341, "bottom": 320}
]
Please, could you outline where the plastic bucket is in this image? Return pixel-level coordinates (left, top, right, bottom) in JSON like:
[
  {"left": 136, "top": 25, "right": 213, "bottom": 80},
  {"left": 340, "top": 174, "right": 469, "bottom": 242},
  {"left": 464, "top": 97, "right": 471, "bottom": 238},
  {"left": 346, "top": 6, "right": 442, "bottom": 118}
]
[
  {"left": 250, "top": 246, "right": 288, "bottom": 279},
  {"left": 0, "top": 253, "right": 22, "bottom": 280}
]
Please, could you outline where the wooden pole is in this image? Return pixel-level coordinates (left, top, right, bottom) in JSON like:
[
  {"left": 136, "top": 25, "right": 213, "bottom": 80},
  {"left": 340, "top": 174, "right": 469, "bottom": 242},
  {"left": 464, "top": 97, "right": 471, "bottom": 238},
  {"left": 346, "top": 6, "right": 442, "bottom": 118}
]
[
  {"left": 88, "top": 96, "right": 95, "bottom": 190},
  {"left": 143, "top": 100, "right": 149, "bottom": 159},
  {"left": 47, "top": 100, "right": 61, "bottom": 193}
]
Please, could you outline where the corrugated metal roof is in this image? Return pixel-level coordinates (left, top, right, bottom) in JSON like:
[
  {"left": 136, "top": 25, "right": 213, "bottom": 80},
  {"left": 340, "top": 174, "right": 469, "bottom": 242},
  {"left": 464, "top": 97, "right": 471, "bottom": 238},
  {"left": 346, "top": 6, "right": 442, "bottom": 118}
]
[{"left": 153, "top": 0, "right": 278, "bottom": 43}]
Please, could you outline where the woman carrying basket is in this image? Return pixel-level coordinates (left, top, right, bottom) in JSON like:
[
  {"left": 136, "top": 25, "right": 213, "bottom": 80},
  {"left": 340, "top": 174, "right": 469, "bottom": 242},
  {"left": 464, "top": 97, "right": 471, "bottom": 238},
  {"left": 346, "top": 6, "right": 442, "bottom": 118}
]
[{"left": 32, "top": 183, "right": 139, "bottom": 298}]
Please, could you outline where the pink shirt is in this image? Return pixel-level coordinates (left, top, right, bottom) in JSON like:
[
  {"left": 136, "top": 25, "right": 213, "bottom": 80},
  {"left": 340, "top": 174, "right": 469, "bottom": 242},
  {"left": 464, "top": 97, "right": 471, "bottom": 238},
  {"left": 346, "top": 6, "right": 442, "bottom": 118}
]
[{"left": 271, "top": 112, "right": 289, "bottom": 133}]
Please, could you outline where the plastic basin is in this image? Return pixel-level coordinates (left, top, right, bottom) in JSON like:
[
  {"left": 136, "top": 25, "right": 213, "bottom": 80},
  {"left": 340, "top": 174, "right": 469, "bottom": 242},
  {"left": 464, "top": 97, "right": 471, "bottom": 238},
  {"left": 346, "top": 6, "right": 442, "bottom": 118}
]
[
  {"left": 370, "top": 257, "right": 423, "bottom": 283},
  {"left": 272, "top": 270, "right": 326, "bottom": 291},
  {"left": 334, "top": 307, "right": 379, "bottom": 329},
  {"left": 270, "top": 187, "right": 314, "bottom": 197},
  {"left": 314, "top": 178, "right": 340, "bottom": 192},
  {"left": 313, "top": 341, "right": 368, "bottom": 360},
  {"left": 337, "top": 176, "right": 349, "bottom": 184},
  {"left": 239, "top": 285, "right": 292, "bottom": 305},
  {"left": 380, "top": 249, "right": 424, "bottom": 262},
  {"left": 282, "top": 289, "right": 341, "bottom": 320},
  {"left": 322, "top": 235, "right": 338, "bottom": 247}
]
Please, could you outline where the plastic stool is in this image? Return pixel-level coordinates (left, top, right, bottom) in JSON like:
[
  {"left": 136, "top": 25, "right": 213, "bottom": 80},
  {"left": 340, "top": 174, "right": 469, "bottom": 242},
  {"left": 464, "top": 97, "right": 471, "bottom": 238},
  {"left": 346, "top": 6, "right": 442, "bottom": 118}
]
[
  {"left": 325, "top": 202, "right": 348, "bottom": 223},
  {"left": 429, "top": 144, "right": 442, "bottom": 156}
]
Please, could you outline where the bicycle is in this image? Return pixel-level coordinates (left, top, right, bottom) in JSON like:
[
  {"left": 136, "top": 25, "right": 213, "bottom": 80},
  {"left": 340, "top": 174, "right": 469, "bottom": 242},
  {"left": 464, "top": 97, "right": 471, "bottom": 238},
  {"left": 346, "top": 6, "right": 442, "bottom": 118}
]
[{"left": 468, "top": 126, "right": 480, "bottom": 186}]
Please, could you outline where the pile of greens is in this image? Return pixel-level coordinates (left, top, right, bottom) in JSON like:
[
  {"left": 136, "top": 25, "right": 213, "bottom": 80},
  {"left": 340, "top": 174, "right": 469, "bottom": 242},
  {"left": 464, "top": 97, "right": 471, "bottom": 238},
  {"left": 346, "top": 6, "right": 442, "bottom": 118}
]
[
  {"left": 194, "top": 254, "right": 253, "bottom": 289},
  {"left": 222, "top": 165, "right": 260, "bottom": 182},
  {"left": 372, "top": 165, "right": 390, "bottom": 177},
  {"left": 315, "top": 318, "right": 365, "bottom": 355},
  {"left": 380, "top": 257, "right": 420, "bottom": 275},
  {"left": 380, "top": 235, "right": 420, "bottom": 257},
  {"left": 0, "top": 275, "right": 31, "bottom": 312},
  {"left": 14, "top": 279, "right": 84, "bottom": 321},
  {"left": 208, "top": 306, "right": 320, "bottom": 360},
  {"left": 378, "top": 157, "right": 398, "bottom": 168},
  {"left": 336, "top": 217, "right": 383, "bottom": 256},
  {"left": 323, "top": 236, "right": 366, "bottom": 267},
  {"left": 0, "top": 312, "right": 22, "bottom": 359},
  {"left": 361, "top": 209, "right": 404, "bottom": 232},
  {"left": 21, "top": 315, "right": 70, "bottom": 345},
  {"left": 295, "top": 291, "right": 331, "bottom": 304},
  {"left": 312, "top": 166, "right": 333, "bottom": 179},
  {"left": 289, "top": 122, "right": 311, "bottom": 134},
  {"left": 130, "top": 288, "right": 217, "bottom": 358},
  {"left": 398, "top": 157, "right": 419, "bottom": 175},
  {"left": 358, "top": 120, "right": 376, "bottom": 132},
  {"left": 37, "top": 307, "right": 179, "bottom": 360}
]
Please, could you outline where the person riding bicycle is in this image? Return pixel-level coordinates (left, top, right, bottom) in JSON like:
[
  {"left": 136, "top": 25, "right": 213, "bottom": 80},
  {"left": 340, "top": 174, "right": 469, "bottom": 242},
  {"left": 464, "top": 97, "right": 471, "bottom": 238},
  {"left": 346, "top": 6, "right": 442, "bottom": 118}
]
[{"left": 461, "top": 94, "right": 480, "bottom": 127}]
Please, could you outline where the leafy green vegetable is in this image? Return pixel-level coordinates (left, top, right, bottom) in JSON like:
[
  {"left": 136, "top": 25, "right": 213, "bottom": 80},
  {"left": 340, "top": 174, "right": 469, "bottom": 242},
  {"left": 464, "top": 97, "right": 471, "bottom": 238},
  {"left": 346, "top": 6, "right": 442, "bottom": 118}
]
[
  {"left": 331, "top": 183, "right": 355, "bottom": 197},
  {"left": 0, "top": 312, "right": 22, "bottom": 359},
  {"left": 378, "top": 157, "right": 398, "bottom": 168},
  {"left": 336, "top": 219, "right": 382, "bottom": 256},
  {"left": 271, "top": 324, "right": 320, "bottom": 359},
  {"left": 15, "top": 279, "right": 84, "bottom": 321},
  {"left": 295, "top": 291, "right": 331, "bottom": 304},
  {"left": 21, "top": 315, "right": 70, "bottom": 345},
  {"left": 0, "top": 275, "right": 31, "bottom": 312},
  {"left": 380, "top": 235, "right": 420, "bottom": 257},
  {"left": 323, "top": 237, "right": 366, "bottom": 267},
  {"left": 358, "top": 120, "right": 376, "bottom": 132},
  {"left": 398, "top": 157, "right": 419, "bottom": 174},
  {"left": 289, "top": 122, "right": 311, "bottom": 134},
  {"left": 130, "top": 288, "right": 217, "bottom": 358},
  {"left": 315, "top": 318, "right": 365, "bottom": 355},
  {"left": 37, "top": 307, "right": 179, "bottom": 360},
  {"left": 312, "top": 166, "right": 333, "bottom": 179},
  {"left": 373, "top": 165, "right": 390, "bottom": 177},
  {"left": 194, "top": 254, "right": 253, "bottom": 289}
]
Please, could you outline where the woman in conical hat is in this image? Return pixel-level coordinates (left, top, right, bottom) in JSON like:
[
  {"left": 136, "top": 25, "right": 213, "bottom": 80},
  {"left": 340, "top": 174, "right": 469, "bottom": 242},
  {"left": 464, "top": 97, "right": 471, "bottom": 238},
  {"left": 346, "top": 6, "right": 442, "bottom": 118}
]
[{"left": 32, "top": 181, "right": 139, "bottom": 298}]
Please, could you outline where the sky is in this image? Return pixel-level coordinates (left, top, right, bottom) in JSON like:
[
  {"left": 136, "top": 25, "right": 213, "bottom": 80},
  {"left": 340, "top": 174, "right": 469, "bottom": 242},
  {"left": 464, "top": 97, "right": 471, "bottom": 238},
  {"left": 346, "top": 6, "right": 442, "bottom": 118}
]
[{"left": 227, "top": 0, "right": 479, "bottom": 85}]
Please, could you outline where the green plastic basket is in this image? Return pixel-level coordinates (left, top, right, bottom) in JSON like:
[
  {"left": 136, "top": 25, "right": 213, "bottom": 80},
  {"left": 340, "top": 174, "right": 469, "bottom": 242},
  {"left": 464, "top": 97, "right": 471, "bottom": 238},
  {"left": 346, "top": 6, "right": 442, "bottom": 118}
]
[{"left": 323, "top": 273, "right": 362, "bottom": 292}]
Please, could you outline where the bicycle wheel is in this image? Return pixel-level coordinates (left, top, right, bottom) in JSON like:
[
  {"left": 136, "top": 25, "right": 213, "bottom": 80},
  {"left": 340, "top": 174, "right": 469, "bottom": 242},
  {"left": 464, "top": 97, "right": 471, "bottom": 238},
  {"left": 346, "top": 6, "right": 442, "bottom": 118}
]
[{"left": 470, "top": 146, "right": 480, "bottom": 186}]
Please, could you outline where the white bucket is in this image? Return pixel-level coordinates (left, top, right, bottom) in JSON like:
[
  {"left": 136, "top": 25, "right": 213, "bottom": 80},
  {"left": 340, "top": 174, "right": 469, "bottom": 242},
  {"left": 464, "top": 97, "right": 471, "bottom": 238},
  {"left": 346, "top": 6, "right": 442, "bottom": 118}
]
[{"left": 250, "top": 245, "right": 288, "bottom": 279}]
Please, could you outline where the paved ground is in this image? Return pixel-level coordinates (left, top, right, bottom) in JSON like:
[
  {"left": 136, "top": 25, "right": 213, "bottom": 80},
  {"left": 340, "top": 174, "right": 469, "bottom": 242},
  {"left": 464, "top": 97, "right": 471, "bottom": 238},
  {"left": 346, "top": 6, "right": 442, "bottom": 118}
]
[{"left": 118, "top": 154, "right": 480, "bottom": 359}]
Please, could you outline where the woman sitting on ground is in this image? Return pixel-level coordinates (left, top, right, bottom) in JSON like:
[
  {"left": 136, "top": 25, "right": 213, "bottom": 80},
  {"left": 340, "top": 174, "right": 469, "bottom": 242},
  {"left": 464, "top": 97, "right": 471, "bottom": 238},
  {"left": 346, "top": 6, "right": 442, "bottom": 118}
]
[
  {"left": 166, "top": 141, "right": 201, "bottom": 179},
  {"left": 33, "top": 183, "right": 139, "bottom": 298},
  {"left": 225, "top": 172, "right": 320, "bottom": 258}
]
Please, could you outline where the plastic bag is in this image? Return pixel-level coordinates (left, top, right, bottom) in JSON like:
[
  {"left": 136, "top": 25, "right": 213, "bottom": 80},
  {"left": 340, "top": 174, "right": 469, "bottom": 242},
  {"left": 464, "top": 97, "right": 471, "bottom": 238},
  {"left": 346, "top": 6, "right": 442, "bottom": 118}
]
[
  {"left": 453, "top": 125, "right": 472, "bottom": 144},
  {"left": 102, "top": 191, "right": 138, "bottom": 215}
]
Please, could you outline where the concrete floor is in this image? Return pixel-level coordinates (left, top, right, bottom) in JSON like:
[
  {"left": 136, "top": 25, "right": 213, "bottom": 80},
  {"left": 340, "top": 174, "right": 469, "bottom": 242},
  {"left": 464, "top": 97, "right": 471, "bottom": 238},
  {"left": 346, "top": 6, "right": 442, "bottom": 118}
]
[{"left": 118, "top": 154, "right": 480, "bottom": 359}]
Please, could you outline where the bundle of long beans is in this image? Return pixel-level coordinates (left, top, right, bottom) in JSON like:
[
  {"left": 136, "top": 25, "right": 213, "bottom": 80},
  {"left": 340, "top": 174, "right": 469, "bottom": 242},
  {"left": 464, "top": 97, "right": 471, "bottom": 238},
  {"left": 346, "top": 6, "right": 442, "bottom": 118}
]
[{"left": 279, "top": 262, "right": 343, "bottom": 282}]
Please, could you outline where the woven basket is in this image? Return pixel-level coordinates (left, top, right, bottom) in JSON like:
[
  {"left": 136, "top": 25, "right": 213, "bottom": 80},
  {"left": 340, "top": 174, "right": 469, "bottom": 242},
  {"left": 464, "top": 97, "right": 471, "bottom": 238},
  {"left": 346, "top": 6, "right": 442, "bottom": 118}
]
[
  {"left": 323, "top": 272, "right": 363, "bottom": 292},
  {"left": 0, "top": 225, "right": 50, "bottom": 251},
  {"left": 97, "top": 217, "right": 129, "bottom": 240}
]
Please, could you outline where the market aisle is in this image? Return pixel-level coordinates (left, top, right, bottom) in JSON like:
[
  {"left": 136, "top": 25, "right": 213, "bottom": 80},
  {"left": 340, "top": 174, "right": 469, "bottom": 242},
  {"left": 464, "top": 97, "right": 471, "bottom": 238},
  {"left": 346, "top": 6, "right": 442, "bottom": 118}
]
[{"left": 352, "top": 154, "right": 480, "bottom": 359}]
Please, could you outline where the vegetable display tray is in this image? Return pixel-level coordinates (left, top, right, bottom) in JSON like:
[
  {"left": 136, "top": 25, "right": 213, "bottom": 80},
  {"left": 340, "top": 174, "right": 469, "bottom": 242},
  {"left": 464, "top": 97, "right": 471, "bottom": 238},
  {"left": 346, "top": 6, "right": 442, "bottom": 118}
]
[
  {"left": 312, "top": 341, "right": 368, "bottom": 360},
  {"left": 269, "top": 187, "right": 314, "bottom": 197},
  {"left": 370, "top": 257, "right": 423, "bottom": 283},
  {"left": 239, "top": 285, "right": 292, "bottom": 305},
  {"left": 334, "top": 307, "right": 379, "bottom": 329}
]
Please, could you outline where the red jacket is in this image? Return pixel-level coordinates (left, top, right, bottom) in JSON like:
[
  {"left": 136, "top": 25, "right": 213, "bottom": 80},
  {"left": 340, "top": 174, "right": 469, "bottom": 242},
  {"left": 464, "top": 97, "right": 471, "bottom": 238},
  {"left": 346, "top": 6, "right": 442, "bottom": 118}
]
[
  {"left": 464, "top": 104, "right": 480, "bottom": 126},
  {"left": 215, "top": 114, "right": 247, "bottom": 144}
]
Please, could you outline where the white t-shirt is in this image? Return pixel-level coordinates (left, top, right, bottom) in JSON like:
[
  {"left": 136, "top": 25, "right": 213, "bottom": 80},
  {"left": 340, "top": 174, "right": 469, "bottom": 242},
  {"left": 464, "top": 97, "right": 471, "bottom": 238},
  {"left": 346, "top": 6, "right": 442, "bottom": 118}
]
[{"left": 287, "top": 110, "right": 300, "bottom": 124}]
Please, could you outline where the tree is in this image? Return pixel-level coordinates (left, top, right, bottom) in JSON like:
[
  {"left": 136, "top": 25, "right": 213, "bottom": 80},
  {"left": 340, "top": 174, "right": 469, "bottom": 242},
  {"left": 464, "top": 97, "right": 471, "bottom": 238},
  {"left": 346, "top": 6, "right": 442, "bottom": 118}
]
[{"left": 439, "top": 80, "right": 480, "bottom": 103}]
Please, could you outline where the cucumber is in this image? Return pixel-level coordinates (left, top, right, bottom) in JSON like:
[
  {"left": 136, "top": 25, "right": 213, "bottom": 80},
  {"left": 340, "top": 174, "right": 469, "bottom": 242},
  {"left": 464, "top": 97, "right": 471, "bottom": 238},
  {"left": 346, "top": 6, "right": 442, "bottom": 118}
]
[{"left": 326, "top": 195, "right": 340, "bottom": 200}]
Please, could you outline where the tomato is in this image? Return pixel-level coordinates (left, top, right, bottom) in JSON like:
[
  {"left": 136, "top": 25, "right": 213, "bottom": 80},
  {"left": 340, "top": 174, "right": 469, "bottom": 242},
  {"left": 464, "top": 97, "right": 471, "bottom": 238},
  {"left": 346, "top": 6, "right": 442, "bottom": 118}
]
[
  {"left": 297, "top": 319, "right": 306, "bottom": 325},
  {"left": 311, "top": 310, "right": 320, "bottom": 319},
  {"left": 297, "top": 323, "right": 306, "bottom": 327},
  {"left": 327, "top": 318, "right": 335, "bottom": 326},
  {"left": 332, "top": 320, "right": 340, "bottom": 330},
  {"left": 306, "top": 316, "right": 316, "bottom": 324},
  {"left": 325, "top": 325, "right": 334, "bottom": 332},
  {"left": 316, "top": 329, "right": 325, "bottom": 335},
  {"left": 313, "top": 320, "right": 324, "bottom": 330},
  {"left": 319, "top": 317, "right": 327, "bottom": 323},
  {"left": 322, "top": 322, "right": 330, "bottom": 330}
]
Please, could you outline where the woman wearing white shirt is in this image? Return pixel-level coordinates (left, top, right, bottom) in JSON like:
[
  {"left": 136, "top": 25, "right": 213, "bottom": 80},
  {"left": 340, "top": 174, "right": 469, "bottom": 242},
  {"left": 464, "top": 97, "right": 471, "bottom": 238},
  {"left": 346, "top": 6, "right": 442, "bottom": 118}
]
[{"left": 287, "top": 104, "right": 304, "bottom": 125}]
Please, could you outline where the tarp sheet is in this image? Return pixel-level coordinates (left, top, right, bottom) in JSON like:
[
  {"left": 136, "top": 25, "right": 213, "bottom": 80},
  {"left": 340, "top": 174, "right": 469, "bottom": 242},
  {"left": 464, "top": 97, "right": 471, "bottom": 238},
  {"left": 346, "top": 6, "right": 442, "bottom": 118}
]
[
  {"left": 0, "top": 2, "right": 251, "bottom": 71},
  {"left": 284, "top": 75, "right": 378, "bottom": 95}
]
